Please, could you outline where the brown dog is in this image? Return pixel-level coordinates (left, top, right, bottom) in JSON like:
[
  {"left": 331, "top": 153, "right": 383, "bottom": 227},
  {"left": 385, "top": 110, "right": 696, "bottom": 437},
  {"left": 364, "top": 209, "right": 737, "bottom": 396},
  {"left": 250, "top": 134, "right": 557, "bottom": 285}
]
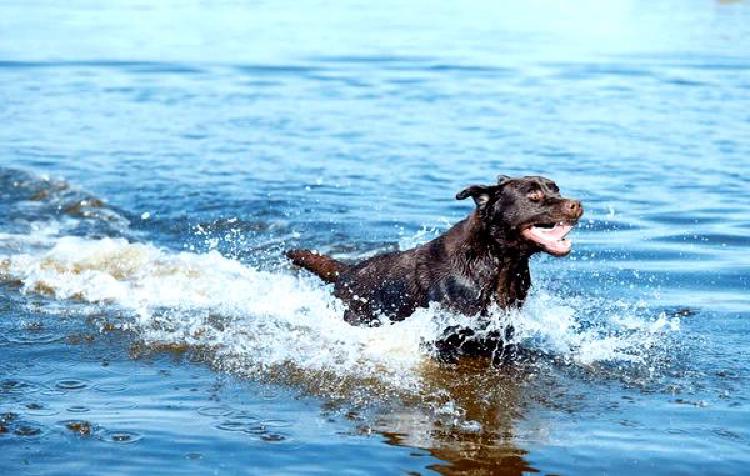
[{"left": 287, "top": 175, "right": 583, "bottom": 361}]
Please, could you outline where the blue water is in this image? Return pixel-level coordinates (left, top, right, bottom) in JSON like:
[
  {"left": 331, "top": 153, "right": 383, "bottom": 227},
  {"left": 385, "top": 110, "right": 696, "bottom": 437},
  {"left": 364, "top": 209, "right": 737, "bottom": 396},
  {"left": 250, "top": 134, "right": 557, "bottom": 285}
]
[{"left": 1, "top": 0, "right": 750, "bottom": 474}]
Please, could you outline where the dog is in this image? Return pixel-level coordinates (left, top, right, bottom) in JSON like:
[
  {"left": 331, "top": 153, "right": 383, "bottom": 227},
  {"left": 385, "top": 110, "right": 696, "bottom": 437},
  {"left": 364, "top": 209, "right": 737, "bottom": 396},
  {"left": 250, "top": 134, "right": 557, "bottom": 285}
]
[{"left": 286, "top": 175, "right": 583, "bottom": 363}]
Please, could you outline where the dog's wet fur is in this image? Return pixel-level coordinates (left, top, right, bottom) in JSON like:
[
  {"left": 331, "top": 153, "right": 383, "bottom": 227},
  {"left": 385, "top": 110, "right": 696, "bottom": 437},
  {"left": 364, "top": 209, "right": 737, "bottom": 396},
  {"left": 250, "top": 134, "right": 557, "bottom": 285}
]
[{"left": 286, "top": 175, "right": 583, "bottom": 364}]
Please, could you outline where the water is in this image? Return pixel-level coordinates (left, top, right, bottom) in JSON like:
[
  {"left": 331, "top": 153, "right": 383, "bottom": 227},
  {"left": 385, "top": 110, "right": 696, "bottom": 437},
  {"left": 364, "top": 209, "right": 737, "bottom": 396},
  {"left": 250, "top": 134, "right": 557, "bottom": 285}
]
[{"left": 1, "top": 0, "right": 749, "bottom": 474}]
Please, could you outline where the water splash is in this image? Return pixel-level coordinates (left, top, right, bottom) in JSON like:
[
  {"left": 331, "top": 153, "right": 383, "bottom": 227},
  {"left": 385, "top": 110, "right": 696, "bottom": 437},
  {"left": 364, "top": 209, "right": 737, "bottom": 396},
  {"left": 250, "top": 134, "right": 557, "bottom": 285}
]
[
  {"left": 0, "top": 226, "right": 679, "bottom": 394},
  {"left": 0, "top": 167, "right": 681, "bottom": 393}
]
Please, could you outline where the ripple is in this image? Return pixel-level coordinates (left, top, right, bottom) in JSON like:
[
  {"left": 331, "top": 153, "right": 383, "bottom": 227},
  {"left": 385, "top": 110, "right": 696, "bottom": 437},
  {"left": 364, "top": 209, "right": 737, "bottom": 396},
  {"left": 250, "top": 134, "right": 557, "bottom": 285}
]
[
  {"left": 674, "top": 398, "right": 708, "bottom": 407},
  {"left": 215, "top": 411, "right": 261, "bottom": 433},
  {"left": 243, "top": 424, "right": 270, "bottom": 435},
  {"left": 1, "top": 411, "right": 18, "bottom": 423},
  {"left": 98, "top": 430, "right": 143, "bottom": 444},
  {"left": 260, "top": 419, "right": 293, "bottom": 428},
  {"left": 40, "top": 389, "right": 66, "bottom": 396},
  {"left": 713, "top": 428, "right": 744, "bottom": 442},
  {"left": 197, "top": 405, "right": 234, "bottom": 417},
  {"left": 0, "top": 379, "right": 46, "bottom": 395},
  {"left": 103, "top": 400, "right": 137, "bottom": 410},
  {"left": 5, "top": 333, "right": 63, "bottom": 345},
  {"left": 66, "top": 405, "right": 91, "bottom": 413},
  {"left": 221, "top": 417, "right": 294, "bottom": 440},
  {"left": 13, "top": 422, "right": 45, "bottom": 437},
  {"left": 215, "top": 420, "right": 249, "bottom": 432},
  {"left": 230, "top": 410, "right": 259, "bottom": 420},
  {"left": 18, "top": 365, "right": 56, "bottom": 377},
  {"left": 54, "top": 378, "right": 89, "bottom": 391},
  {"left": 25, "top": 403, "right": 59, "bottom": 416},
  {"left": 93, "top": 383, "right": 127, "bottom": 393}
]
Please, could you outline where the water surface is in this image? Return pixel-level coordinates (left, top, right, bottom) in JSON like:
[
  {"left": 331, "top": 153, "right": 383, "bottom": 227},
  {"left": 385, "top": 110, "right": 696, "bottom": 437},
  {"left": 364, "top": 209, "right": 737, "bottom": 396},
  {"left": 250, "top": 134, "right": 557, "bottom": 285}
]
[{"left": 1, "top": 1, "right": 749, "bottom": 474}]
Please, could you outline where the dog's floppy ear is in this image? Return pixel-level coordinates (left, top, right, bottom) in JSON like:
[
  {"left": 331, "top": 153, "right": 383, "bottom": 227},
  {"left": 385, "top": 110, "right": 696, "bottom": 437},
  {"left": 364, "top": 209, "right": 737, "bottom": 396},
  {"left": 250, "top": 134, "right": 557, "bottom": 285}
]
[
  {"left": 456, "top": 185, "right": 495, "bottom": 209},
  {"left": 497, "top": 175, "right": 511, "bottom": 185}
]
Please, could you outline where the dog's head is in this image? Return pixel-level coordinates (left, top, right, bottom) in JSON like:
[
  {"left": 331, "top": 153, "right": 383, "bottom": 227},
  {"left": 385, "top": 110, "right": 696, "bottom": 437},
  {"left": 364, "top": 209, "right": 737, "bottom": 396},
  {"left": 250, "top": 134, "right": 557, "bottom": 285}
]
[{"left": 456, "top": 175, "right": 583, "bottom": 256}]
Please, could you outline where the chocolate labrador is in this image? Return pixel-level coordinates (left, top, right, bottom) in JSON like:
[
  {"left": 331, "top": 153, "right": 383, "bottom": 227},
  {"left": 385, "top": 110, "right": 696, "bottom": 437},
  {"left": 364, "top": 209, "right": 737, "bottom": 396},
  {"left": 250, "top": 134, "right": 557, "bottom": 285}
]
[{"left": 286, "top": 175, "right": 583, "bottom": 363}]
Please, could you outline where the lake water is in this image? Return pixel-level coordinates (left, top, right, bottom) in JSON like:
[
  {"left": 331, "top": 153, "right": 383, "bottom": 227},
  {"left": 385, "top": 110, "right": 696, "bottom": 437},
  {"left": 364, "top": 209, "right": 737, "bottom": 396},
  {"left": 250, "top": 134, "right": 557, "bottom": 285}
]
[{"left": 1, "top": 0, "right": 749, "bottom": 474}]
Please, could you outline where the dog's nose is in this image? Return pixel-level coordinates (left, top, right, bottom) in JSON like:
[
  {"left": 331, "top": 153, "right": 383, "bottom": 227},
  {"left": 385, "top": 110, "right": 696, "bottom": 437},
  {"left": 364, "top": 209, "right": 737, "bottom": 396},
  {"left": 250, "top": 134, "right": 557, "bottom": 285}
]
[{"left": 564, "top": 199, "right": 583, "bottom": 219}]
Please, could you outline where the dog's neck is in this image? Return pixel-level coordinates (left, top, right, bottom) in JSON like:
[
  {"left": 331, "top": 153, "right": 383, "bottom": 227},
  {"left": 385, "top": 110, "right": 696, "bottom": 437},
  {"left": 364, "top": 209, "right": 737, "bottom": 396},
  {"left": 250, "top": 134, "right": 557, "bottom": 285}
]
[{"left": 445, "top": 211, "right": 533, "bottom": 308}]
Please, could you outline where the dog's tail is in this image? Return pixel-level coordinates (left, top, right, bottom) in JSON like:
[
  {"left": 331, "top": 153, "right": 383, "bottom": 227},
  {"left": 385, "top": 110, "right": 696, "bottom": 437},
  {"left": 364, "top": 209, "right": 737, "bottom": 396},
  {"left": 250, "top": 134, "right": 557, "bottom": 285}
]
[{"left": 285, "top": 249, "right": 349, "bottom": 284}]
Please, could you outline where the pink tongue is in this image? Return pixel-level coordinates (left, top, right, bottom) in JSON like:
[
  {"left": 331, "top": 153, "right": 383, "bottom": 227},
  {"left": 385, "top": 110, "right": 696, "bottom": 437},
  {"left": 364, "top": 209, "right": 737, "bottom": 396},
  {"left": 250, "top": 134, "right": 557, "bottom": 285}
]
[
  {"left": 521, "top": 224, "right": 573, "bottom": 256},
  {"left": 544, "top": 224, "right": 571, "bottom": 240}
]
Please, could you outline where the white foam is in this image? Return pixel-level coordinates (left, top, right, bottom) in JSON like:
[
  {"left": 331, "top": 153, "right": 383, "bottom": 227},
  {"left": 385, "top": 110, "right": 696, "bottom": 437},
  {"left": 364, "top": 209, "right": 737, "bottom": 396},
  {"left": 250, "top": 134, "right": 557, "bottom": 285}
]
[{"left": 0, "top": 227, "right": 679, "bottom": 392}]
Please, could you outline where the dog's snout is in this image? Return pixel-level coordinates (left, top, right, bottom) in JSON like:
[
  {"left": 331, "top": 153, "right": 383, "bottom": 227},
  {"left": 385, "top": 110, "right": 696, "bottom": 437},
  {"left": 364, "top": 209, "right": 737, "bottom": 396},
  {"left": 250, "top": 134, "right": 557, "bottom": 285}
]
[{"left": 564, "top": 199, "right": 583, "bottom": 219}]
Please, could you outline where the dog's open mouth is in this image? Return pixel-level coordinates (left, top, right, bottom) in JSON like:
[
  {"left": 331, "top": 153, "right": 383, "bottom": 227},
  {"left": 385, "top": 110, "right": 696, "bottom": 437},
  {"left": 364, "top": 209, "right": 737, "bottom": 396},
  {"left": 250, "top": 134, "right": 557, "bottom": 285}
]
[{"left": 521, "top": 222, "right": 575, "bottom": 256}]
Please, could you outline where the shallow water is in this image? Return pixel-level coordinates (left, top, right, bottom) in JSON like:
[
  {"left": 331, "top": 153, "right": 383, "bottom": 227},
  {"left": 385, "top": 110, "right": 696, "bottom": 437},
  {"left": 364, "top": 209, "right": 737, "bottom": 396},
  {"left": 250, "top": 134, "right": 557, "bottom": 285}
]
[{"left": 1, "top": 0, "right": 750, "bottom": 474}]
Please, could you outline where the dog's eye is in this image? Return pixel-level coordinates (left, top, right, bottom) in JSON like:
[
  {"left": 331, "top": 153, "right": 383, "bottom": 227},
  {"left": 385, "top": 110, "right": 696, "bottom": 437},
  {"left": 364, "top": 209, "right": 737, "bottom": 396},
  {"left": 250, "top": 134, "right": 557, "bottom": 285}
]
[{"left": 527, "top": 190, "right": 544, "bottom": 202}]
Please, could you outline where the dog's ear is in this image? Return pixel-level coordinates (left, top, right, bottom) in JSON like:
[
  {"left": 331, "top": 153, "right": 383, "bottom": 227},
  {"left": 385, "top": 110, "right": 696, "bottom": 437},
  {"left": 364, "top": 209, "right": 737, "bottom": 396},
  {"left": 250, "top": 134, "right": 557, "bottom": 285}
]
[
  {"left": 456, "top": 185, "right": 495, "bottom": 209},
  {"left": 497, "top": 175, "right": 511, "bottom": 185}
]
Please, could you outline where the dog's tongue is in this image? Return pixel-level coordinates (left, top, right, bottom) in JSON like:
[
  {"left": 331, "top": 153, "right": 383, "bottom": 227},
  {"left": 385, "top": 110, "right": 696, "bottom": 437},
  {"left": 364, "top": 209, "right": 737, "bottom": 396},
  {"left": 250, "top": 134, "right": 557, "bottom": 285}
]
[{"left": 522, "top": 223, "right": 573, "bottom": 256}]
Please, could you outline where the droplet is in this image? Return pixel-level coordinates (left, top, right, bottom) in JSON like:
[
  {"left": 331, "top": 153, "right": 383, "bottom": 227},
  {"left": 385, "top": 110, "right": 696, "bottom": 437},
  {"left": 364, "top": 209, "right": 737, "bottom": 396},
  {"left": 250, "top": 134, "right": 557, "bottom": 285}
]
[
  {"left": 62, "top": 420, "right": 93, "bottom": 436},
  {"left": 459, "top": 420, "right": 482, "bottom": 433}
]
